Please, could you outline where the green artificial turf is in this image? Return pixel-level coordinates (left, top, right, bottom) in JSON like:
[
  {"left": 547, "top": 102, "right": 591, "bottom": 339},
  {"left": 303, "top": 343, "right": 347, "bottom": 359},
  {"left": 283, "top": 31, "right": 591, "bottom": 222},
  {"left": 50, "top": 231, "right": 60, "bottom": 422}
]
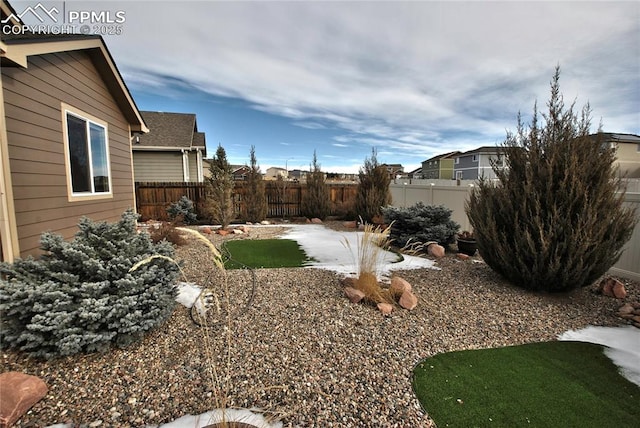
[
  {"left": 222, "top": 239, "right": 313, "bottom": 269},
  {"left": 412, "top": 341, "right": 640, "bottom": 427}
]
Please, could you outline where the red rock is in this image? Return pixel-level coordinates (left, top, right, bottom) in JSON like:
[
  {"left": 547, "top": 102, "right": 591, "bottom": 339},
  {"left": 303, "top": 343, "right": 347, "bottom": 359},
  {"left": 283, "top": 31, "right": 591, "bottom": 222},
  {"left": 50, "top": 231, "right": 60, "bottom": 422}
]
[
  {"left": 311, "top": 218, "right": 323, "bottom": 224},
  {"left": 390, "top": 276, "right": 412, "bottom": 294},
  {"left": 600, "top": 278, "right": 615, "bottom": 297},
  {"left": 619, "top": 304, "right": 635, "bottom": 315},
  {"left": 240, "top": 225, "right": 250, "bottom": 233},
  {"left": 343, "top": 221, "right": 357, "bottom": 228},
  {"left": 201, "top": 227, "right": 212, "bottom": 234},
  {"left": 427, "top": 243, "right": 445, "bottom": 258},
  {"left": 456, "top": 253, "right": 470, "bottom": 260},
  {"left": 218, "top": 229, "right": 230, "bottom": 236},
  {"left": 377, "top": 302, "right": 393, "bottom": 315},
  {"left": 633, "top": 316, "right": 640, "bottom": 324},
  {"left": 399, "top": 290, "right": 418, "bottom": 310},
  {"left": 0, "top": 372, "right": 48, "bottom": 428},
  {"left": 612, "top": 280, "right": 627, "bottom": 299},
  {"left": 344, "top": 287, "right": 365, "bottom": 304}
]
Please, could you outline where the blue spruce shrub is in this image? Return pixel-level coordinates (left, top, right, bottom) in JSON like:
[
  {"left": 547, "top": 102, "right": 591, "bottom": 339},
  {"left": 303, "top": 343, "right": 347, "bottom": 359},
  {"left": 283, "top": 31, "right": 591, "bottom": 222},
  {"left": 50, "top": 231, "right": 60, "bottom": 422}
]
[
  {"left": 382, "top": 203, "right": 460, "bottom": 248},
  {"left": 167, "top": 196, "right": 198, "bottom": 225},
  {"left": 0, "top": 209, "right": 179, "bottom": 359}
]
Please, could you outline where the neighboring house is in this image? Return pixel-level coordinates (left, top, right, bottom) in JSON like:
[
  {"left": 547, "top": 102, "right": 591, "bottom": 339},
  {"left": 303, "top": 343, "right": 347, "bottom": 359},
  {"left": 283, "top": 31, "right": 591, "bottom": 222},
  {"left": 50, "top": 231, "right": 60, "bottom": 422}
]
[
  {"left": 0, "top": 2, "right": 147, "bottom": 261},
  {"left": 453, "top": 146, "right": 505, "bottom": 180},
  {"left": 265, "top": 167, "right": 287, "bottom": 180},
  {"left": 289, "top": 169, "right": 308, "bottom": 182},
  {"left": 601, "top": 133, "right": 640, "bottom": 179},
  {"left": 201, "top": 162, "right": 251, "bottom": 180},
  {"left": 407, "top": 167, "right": 422, "bottom": 179},
  {"left": 421, "top": 151, "right": 460, "bottom": 179},
  {"left": 231, "top": 165, "right": 251, "bottom": 181},
  {"left": 132, "top": 111, "right": 206, "bottom": 183},
  {"left": 381, "top": 163, "right": 404, "bottom": 178}
]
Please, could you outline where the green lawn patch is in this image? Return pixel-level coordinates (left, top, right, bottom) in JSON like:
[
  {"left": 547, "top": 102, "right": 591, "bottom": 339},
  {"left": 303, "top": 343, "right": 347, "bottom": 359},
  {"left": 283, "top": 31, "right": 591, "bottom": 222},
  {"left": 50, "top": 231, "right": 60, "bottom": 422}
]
[
  {"left": 222, "top": 239, "right": 313, "bottom": 269},
  {"left": 413, "top": 341, "right": 640, "bottom": 427}
]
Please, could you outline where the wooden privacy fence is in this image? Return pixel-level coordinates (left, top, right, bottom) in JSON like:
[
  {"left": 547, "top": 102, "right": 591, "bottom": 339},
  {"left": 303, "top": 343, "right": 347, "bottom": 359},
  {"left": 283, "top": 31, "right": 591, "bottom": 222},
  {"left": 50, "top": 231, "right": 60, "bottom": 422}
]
[{"left": 135, "top": 181, "right": 358, "bottom": 222}]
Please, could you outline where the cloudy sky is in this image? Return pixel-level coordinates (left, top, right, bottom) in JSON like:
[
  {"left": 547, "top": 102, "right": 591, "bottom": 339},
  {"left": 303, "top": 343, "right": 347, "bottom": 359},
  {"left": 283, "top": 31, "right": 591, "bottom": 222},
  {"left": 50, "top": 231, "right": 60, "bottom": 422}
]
[{"left": 16, "top": 0, "right": 640, "bottom": 173}]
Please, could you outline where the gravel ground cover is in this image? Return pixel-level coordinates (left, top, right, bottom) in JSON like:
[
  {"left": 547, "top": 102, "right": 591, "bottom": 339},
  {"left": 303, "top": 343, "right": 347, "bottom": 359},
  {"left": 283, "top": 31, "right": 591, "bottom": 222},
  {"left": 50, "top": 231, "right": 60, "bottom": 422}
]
[{"left": 2, "top": 222, "right": 637, "bottom": 427}]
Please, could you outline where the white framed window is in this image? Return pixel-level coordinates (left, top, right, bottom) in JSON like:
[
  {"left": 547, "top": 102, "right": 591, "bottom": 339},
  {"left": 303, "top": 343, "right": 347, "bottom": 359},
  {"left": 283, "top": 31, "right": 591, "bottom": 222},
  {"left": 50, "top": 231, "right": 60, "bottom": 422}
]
[
  {"left": 456, "top": 171, "right": 463, "bottom": 180},
  {"left": 62, "top": 104, "right": 112, "bottom": 200},
  {"left": 472, "top": 154, "right": 478, "bottom": 162},
  {"left": 455, "top": 157, "right": 460, "bottom": 164}
]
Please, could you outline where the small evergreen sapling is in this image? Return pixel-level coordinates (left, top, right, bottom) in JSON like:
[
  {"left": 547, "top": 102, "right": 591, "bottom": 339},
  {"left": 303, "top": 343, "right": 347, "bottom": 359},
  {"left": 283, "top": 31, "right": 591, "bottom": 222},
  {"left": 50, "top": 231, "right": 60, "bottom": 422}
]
[
  {"left": 241, "top": 145, "right": 268, "bottom": 223},
  {"left": 167, "top": 196, "right": 198, "bottom": 225},
  {"left": 355, "top": 148, "right": 392, "bottom": 223},
  {"left": 301, "top": 151, "right": 331, "bottom": 220},
  {"left": 0, "top": 210, "right": 179, "bottom": 359}
]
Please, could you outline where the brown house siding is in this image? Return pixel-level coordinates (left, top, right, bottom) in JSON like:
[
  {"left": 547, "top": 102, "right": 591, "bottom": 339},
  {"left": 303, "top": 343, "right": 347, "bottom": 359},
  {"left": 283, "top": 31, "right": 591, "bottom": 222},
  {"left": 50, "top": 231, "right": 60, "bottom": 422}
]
[
  {"left": 132, "top": 151, "right": 184, "bottom": 182},
  {"left": 2, "top": 50, "right": 135, "bottom": 257}
]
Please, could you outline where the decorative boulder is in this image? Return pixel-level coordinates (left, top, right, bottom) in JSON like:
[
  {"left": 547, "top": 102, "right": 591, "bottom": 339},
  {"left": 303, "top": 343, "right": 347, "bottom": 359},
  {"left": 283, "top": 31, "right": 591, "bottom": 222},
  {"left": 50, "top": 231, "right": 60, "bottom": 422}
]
[
  {"left": 377, "top": 303, "right": 393, "bottom": 315},
  {"left": 260, "top": 220, "right": 271, "bottom": 225},
  {"left": 311, "top": 218, "right": 323, "bottom": 224},
  {"left": 399, "top": 290, "right": 418, "bottom": 310},
  {"left": 343, "top": 221, "right": 357, "bottom": 228},
  {"left": 218, "top": 229, "right": 230, "bottom": 236},
  {"left": 456, "top": 253, "right": 470, "bottom": 261},
  {"left": 232, "top": 228, "right": 244, "bottom": 234},
  {"left": 390, "top": 276, "right": 412, "bottom": 294},
  {"left": 344, "top": 287, "right": 365, "bottom": 304},
  {"left": 599, "top": 277, "right": 626, "bottom": 298},
  {"left": 0, "top": 372, "right": 48, "bottom": 428},
  {"left": 201, "top": 227, "right": 212, "bottom": 235},
  {"left": 613, "top": 281, "right": 627, "bottom": 299},
  {"left": 427, "top": 243, "right": 445, "bottom": 258}
]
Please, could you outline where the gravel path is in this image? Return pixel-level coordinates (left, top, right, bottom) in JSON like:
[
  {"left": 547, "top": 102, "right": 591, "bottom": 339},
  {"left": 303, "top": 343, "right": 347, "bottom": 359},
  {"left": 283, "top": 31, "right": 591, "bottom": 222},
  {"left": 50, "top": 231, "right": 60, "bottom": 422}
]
[{"left": 3, "top": 222, "right": 637, "bottom": 427}]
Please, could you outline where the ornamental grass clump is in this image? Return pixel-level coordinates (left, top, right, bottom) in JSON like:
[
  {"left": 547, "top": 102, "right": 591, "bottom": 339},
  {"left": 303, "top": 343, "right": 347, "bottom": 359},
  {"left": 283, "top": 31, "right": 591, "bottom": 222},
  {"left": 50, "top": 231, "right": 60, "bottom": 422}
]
[
  {"left": 0, "top": 209, "right": 179, "bottom": 359},
  {"left": 343, "top": 222, "right": 395, "bottom": 304},
  {"left": 466, "top": 67, "right": 637, "bottom": 293}
]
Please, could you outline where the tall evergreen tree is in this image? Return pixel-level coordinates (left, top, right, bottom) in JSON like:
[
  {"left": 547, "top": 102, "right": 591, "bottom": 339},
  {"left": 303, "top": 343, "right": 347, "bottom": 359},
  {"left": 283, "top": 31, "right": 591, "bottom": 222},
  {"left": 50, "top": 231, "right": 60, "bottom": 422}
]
[
  {"left": 301, "top": 150, "right": 331, "bottom": 220},
  {"left": 206, "top": 144, "right": 235, "bottom": 228},
  {"left": 242, "top": 145, "right": 267, "bottom": 222},
  {"left": 466, "top": 67, "right": 636, "bottom": 292},
  {"left": 355, "top": 148, "right": 392, "bottom": 223}
]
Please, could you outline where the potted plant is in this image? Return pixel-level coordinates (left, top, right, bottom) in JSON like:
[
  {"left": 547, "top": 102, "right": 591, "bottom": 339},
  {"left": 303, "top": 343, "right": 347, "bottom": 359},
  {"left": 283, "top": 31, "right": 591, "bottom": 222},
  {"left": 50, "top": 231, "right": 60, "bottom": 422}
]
[{"left": 457, "top": 230, "right": 477, "bottom": 256}]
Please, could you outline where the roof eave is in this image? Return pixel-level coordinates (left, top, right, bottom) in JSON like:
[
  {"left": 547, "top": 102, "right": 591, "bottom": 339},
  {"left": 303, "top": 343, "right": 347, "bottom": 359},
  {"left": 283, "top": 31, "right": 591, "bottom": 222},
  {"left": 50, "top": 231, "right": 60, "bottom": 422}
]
[{"left": 1, "top": 36, "right": 148, "bottom": 133}]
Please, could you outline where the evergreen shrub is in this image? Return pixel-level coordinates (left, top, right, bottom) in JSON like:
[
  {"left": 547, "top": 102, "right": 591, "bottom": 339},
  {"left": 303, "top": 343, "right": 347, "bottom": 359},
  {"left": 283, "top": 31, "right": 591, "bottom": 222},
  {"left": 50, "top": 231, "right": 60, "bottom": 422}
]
[
  {"left": 466, "top": 68, "right": 637, "bottom": 292},
  {"left": 0, "top": 210, "right": 180, "bottom": 359},
  {"left": 382, "top": 203, "right": 460, "bottom": 248},
  {"left": 301, "top": 151, "right": 331, "bottom": 220},
  {"left": 167, "top": 196, "right": 198, "bottom": 225},
  {"left": 355, "top": 148, "right": 391, "bottom": 223},
  {"left": 241, "top": 145, "right": 268, "bottom": 223}
]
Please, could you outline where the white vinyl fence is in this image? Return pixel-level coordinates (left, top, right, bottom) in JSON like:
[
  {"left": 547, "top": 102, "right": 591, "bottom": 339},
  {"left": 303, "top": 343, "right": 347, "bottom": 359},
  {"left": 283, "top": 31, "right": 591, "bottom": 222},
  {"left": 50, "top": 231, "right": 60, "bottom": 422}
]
[{"left": 389, "top": 180, "right": 640, "bottom": 282}]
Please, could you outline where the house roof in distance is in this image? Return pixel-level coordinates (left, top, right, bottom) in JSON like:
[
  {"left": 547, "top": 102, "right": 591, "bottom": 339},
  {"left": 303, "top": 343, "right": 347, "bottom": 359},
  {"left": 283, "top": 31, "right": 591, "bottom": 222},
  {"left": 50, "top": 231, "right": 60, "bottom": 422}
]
[
  {"left": 136, "top": 111, "right": 206, "bottom": 154},
  {"left": 600, "top": 133, "right": 640, "bottom": 144},
  {"left": 422, "top": 151, "right": 461, "bottom": 163}
]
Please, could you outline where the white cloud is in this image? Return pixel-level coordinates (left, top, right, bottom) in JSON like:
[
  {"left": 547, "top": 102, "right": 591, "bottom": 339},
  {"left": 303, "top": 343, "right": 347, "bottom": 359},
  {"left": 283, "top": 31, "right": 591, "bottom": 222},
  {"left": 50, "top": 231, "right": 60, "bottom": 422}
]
[{"left": 103, "top": 1, "right": 639, "bottom": 170}]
